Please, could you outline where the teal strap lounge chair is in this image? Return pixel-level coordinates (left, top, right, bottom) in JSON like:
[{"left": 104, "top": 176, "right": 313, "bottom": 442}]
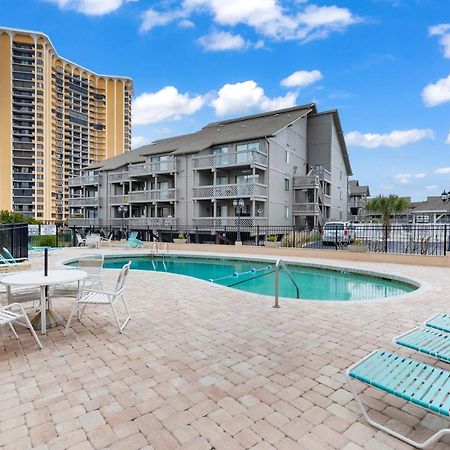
[
  {"left": 346, "top": 349, "right": 450, "bottom": 448},
  {"left": 425, "top": 313, "right": 450, "bottom": 333},
  {"left": 394, "top": 327, "right": 450, "bottom": 363},
  {"left": 2, "top": 247, "right": 28, "bottom": 265},
  {"left": 125, "top": 232, "right": 144, "bottom": 248},
  {"left": 0, "top": 254, "right": 12, "bottom": 265}
]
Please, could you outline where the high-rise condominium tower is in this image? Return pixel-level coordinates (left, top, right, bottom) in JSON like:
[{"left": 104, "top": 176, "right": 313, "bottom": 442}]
[{"left": 0, "top": 27, "right": 133, "bottom": 223}]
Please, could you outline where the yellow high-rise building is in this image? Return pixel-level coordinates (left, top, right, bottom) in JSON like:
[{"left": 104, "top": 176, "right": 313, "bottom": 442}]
[{"left": 0, "top": 27, "right": 133, "bottom": 223}]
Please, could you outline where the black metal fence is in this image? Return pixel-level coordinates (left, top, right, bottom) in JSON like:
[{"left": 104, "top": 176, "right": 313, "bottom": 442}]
[
  {"left": 0, "top": 223, "right": 29, "bottom": 260},
  {"left": 70, "top": 223, "right": 450, "bottom": 256}
]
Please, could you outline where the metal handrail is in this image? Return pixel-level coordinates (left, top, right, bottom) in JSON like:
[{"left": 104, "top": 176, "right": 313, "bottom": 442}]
[{"left": 274, "top": 259, "right": 300, "bottom": 307}]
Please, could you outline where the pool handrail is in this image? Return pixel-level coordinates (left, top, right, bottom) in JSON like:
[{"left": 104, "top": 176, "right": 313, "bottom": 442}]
[{"left": 274, "top": 259, "right": 300, "bottom": 307}]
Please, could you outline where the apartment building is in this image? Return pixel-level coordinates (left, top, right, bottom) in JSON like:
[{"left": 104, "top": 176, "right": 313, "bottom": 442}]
[
  {"left": 0, "top": 27, "right": 132, "bottom": 223},
  {"left": 348, "top": 180, "right": 370, "bottom": 222},
  {"left": 68, "top": 104, "right": 352, "bottom": 235}
]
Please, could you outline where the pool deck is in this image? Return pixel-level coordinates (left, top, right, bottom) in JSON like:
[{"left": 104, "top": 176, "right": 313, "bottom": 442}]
[{"left": 1, "top": 246, "right": 449, "bottom": 449}]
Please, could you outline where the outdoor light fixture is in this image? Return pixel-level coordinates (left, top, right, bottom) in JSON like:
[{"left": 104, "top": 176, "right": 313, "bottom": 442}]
[
  {"left": 441, "top": 190, "right": 449, "bottom": 204},
  {"left": 233, "top": 198, "right": 245, "bottom": 243}
]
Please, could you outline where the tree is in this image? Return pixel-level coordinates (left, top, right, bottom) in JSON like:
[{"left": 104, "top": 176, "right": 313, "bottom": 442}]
[
  {"left": 0, "top": 210, "right": 39, "bottom": 224},
  {"left": 366, "top": 195, "right": 410, "bottom": 228}
]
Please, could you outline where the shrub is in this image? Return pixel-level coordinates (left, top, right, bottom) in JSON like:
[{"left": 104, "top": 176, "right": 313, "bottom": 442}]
[
  {"left": 32, "top": 235, "right": 57, "bottom": 247},
  {"left": 266, "top": 235, "right": 278, "bottom": 242},
  {"left": 177, "top": 232, "right": 185, "bottom": 240}
]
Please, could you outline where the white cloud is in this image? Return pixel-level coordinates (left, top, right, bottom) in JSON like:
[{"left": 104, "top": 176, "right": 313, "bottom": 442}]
[
  {"left": 415, "top": 173, "right": 426, "bottom": 179},
  {"left": 140, "top": 9, "right": 186, "bottom": 32},
  {"left": 44, "top": 0, "right": 127, "bottom": 15},
  {"left": 394, "top": 173, "right": 412, "bottom": 184},
  {"left": 131, "top": 136, "right": 150, "bottom": 149},
  {"left": 141, "top": 1, "right": 361, "bottom": 43},
  {"left": 422, "top": 74, "right": 450, "bottom": 107},
  {"left": 198, "top": 31, "right": 247, "bottom": 51},
  {"left": 281, "top": 70, "right": 323, "bottom": 88},
  {"left": 435, "top": 167, "right": 450, "bottom": 175},
  {"left": 133, "top": 86, "right": 205, "bottom": 125},
  {"left": 447, "top": 130, "right": 450, "bottom": 144},
  {"left": 426, "top": 184, "right": 438, "bottom": 190},
  {"left": 429, "top": 23, "right": 450, "bottom": 58},
  {"left": 346, "top": 129, "right": 435, "bottom": 148},
  {"left": 210, "top": 80, "right": 297, "bottom": 115}
]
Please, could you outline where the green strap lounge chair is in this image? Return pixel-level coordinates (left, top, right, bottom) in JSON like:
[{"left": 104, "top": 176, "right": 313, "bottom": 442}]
[
  {"left": 346, "top": 349, "right": 450, "bottom": 448},
  {"left": 425, "top": 313, "right": 450, "bottom": 333},
  {"left": 394, "top": 327, "right": 450, "bottom": 363}
]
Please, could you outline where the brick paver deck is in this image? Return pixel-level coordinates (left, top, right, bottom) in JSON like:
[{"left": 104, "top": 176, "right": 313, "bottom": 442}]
[{"left": 0, "top": 247, "right": 449, "bottom": 449}]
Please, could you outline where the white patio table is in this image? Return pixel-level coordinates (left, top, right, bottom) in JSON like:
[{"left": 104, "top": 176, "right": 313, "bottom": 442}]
[{"left": 0, "top": 270, "right": 87, "bottom": 335}]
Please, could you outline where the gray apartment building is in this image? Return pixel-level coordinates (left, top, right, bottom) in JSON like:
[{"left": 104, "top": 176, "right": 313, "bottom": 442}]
[
  {"left": 67, "top": 104, "right": 352, "bottom": 236},
  {"left": 348, "top": 180, "right": 370, "bottom": 223}
]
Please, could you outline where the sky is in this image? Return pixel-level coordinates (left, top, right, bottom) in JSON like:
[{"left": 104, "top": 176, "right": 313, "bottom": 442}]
[{"left": 1, "top": 0, "right": 450, "bottom": 201}]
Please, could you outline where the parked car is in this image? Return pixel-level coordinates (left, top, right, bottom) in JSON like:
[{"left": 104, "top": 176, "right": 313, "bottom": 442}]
[{"left": 322, "top": 221, "right": 353, "bottom": 246}]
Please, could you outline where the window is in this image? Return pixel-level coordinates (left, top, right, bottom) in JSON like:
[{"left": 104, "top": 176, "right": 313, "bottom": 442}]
[
  {"left": 285, "top": 151, "right": 289, "bottom": 164},
  {"left": 284, "top": 178, "right": 290, "bottom": 191},
  {"left": 284, "top": 206, "right": 289, "bottom": 218}
]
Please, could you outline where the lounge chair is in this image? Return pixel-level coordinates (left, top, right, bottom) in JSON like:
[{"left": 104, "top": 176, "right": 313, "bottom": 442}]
[
  {"left": 0, "top": 254, "right": 13, "bottom": 265},
  {"left": 394, "top": 327, "right": 450, "bottom": 363},
  {"left": 2, "top": 248, "right": 28, "bottom": 265},
  {"left": 346, "top": 349, "right": 450, "bottom": 448},
  {"left": 28, "top": 243, "right": 53, "bottom": 253},
  {"left": 76, "top": 234, "right": 86, "bottom": 247},
  {"left": 425, "top": 313, "right": 450, "bottom": 333},
  {"left": 122, "top": 232, "right": 144, "bottom": 248}
]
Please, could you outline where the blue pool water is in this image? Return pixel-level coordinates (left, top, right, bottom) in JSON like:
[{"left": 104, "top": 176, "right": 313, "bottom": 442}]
[{"left": 85, "top": 255, "right": 417, "bottom": 301}]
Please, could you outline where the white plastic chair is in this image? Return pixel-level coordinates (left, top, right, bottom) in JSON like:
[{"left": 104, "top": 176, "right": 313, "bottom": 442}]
[
  {"left": 65, "top": 261, "right": 131, "bottom": 334},
  {"left": 76, "top": 234, "right": 86, "bottom": 247},
  {"left": 52, "top": 254, "right": 104, "bottom": 298},
  {"left": 0, "top": 303, "right": 42, "bottom": 349}
]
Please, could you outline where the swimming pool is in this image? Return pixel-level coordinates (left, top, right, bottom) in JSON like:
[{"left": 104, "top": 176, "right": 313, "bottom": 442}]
[{"left": 82, "top": 255, "right": 417, "bottom": 301}]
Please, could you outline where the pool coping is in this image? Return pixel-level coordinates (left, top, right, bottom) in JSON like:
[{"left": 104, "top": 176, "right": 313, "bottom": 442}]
[{"left": 58, "top": 251, "right": 428, "bottom": 304}]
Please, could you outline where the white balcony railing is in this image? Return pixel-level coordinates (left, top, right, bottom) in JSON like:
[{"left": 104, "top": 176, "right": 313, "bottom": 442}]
[
  {"left": 67, "top": 217, "right": 99, "bottom": 227},
  {"left": 129, "top": 159, "right": 176, "bottom": 177},
  {"left": 129, "top": 189, "right": 176, "bottom": 203},
  {"left": 68, "top": 197, "right": 98, "bottom": 207},
  {"left": 193, "top": 217, "right": 268, "bottom": 228},
  {"left": 193, "top": 183, "right": 267, "bottom": 199},
  {"left": 193, "top": 150, "right": 268, "bottom": 169},
  {"left": 128, "top": 217, "right": 177, "bottom": 228},
  {"left": 68, "top": 174, "right": 99, "bottom": 186}
]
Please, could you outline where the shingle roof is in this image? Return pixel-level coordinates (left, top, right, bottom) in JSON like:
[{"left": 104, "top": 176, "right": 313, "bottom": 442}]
[
  {"left": 88, "top": 103, "right": 352, "bottom": 173},
  {"left": 349, "top": 180, "right": 370, "bottom": 196},
  {"left": 411, "top": 196, "right": 447, "bottom": 213}
]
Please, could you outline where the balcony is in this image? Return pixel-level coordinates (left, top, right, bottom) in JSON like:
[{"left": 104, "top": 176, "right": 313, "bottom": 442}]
[
  {"left": 68, "top": 197, "right": 99, "bottom": 207},
  {"left": 108, "top": 171, "right": 129, "bottom": 183},
  {"left": 293, "top": 170, "right": 331, "bottom": 189},
  {"left": 193, "top": 150, "right": 268, "bottom": 170},
  {"left": 193, "top": 183, "right": 267, "bottom": 200},
  {"left": 129, "top": 158, "right": 176, "bottom": 177},
  {"left": 69, "top": 174, "right": 99, "bottom": 187},
  {"left": 109, "top": 194, "right": 129, "bottom": 205},
  {"left": 128, "top": 217, "right": 177, "bottom": 229},
  {"left": 193, "top": 217, "right": 268, "bottom": 228},
  {"left": 129, "top": 189, "right": 176, "bottom": 203},
  {"left": 68, "top": 217, "right": 100, "bottom": 227},
  {"left": 293, "top": 203, "right": 321, "bottom": 215}
]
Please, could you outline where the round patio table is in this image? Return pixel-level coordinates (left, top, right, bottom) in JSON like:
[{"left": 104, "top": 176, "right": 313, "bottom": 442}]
[{"left": 0, "top": 270, "right": 87, "bottom": 335}]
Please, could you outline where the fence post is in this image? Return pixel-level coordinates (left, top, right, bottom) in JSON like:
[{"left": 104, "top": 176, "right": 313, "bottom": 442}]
[
  {"left": 71, "top": 227, "right": 76, "bottom": 247},
  {"left": 195, "top": 225, "right": 199, "bottom": 243},
  {"left": 445, "top": 224, "right": 447, "bottom": 256},
  {"left": 10, "top": 223, "right": 15, "bottom": 257},
  {"left": 384, "top": 225, "right": 388, "bottom": 253},
  {"left": 293, "top": 226, "right": 296, "bottom": 248},
  {"left": 255, "top": 225, "right": 259, "bottom": 246},
  {"left": 55, "top": 224, "right": 59, "bottom": 247}
]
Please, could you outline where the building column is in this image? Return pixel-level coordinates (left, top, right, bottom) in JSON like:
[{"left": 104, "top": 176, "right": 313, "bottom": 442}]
[{"left": 213, "top": 200, "right": 217, "bottom": 218}]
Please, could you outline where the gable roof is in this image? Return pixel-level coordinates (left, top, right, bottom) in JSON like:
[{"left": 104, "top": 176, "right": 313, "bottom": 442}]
[{"left": 349, "top": 180, "right": 370, "bottom": 196}]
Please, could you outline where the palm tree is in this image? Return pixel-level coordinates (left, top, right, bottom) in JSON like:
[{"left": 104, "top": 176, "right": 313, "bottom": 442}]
[{"left": 366, "top": 195, "right": 410, "bottom": 227}]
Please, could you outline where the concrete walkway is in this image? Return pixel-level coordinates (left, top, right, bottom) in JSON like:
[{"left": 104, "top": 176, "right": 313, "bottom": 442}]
[{"left": 0, "top": 247, "right": 449, "bottom": 449}]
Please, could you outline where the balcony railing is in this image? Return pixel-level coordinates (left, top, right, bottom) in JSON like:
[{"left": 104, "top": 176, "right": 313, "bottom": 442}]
[
  {"left": 108, "top": 171, "right": 129, "bottom": 183},
  {"left": 128, "top": 217, "right": 177, "bottom": 229},
  {"left": 293, "top": 203, "right": 320, "bottom": 214},
  {"left": 193, "top": 183, "right": 267, "bottom": 199},
  {"left": 109, "top": 194, "right": 129, "bottom": 205},
  {"left": 193, "top": 150, "right": 268, "bottom": 169},
  {"left": 129, "top": 159, "right": 176, "bottom": 177},
  {"left": 68, "top": 197, "right": 99, "bottom": 207},
  {"left": 129, "top": 189, "right": 176, "bottom": 203},
  {"left": 193, "top": 217, "right": 268, "bottom": 228},
  {"left": 293, "top": 169, "right": 331, "bottom": 189},
  {"left": 69, "top": 174, "right": 99, "bottom": 186},
  {"left": 67, "top": 217, "right": 99, "bottom": 227}
]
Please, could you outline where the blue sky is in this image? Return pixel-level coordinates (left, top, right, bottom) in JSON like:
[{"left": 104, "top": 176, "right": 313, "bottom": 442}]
[{"left": 2, "top": 0, "right": 450, "bottom": 200}]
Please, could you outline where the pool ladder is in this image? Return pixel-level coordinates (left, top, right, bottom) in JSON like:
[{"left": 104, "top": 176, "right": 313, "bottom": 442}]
[{"left": 274, "top": 259, "right": 300, "bottom": 308}]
